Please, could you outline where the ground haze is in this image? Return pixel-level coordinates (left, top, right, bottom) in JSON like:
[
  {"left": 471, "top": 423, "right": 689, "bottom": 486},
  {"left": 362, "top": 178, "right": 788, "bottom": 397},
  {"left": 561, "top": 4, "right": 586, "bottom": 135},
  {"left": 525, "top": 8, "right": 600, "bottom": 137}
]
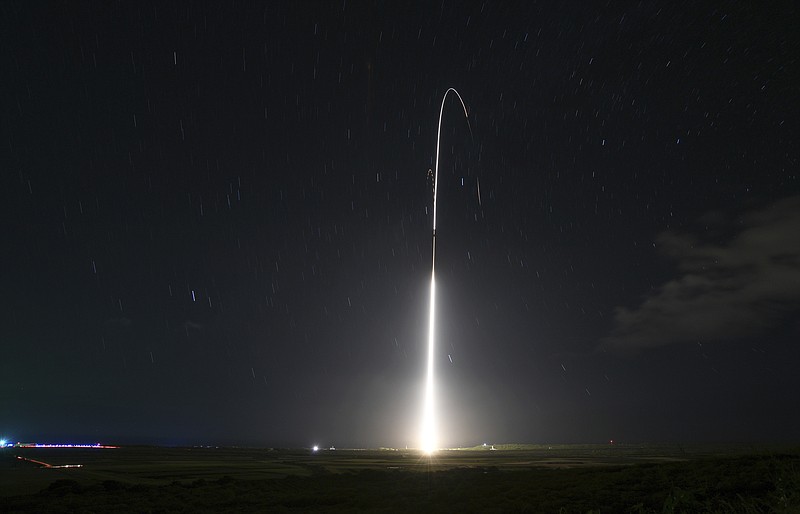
[{"left": 2, "top": 444, "right": 798, "bottom": 512}]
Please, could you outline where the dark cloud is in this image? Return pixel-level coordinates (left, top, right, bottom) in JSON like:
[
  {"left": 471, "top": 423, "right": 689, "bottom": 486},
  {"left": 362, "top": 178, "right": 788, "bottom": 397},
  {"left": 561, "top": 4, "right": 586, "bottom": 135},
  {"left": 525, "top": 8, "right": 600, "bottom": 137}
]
[{"left": 605, "top": 196, "right": 800, "bottom": 350}]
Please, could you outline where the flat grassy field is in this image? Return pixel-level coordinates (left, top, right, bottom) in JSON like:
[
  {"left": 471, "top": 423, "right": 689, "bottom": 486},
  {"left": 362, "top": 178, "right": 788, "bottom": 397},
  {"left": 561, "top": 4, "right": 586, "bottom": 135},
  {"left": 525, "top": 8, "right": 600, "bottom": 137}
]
[{"left": 2, "top": 444, "right": 798, "bottom": 512}]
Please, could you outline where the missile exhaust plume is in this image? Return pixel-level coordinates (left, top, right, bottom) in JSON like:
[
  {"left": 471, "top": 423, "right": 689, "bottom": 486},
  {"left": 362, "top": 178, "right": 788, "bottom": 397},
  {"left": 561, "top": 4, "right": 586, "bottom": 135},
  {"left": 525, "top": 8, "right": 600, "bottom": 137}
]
[{"left": 420, "top": 88, "right": 470, "bottom": 454}]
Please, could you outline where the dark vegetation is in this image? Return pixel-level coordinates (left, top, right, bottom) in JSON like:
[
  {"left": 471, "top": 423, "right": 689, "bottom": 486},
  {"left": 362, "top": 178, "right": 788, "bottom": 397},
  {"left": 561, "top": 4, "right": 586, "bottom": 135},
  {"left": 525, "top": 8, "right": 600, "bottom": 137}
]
[{"left": 2, "top": 446, "right": 799, "bottom": 513}]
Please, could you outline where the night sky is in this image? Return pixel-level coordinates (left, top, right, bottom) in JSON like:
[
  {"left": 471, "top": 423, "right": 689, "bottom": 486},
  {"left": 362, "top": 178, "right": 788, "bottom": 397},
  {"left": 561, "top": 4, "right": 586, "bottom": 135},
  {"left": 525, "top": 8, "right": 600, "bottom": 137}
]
[{"left": 3, "top": 2, "right": 798, "bottom": 448}]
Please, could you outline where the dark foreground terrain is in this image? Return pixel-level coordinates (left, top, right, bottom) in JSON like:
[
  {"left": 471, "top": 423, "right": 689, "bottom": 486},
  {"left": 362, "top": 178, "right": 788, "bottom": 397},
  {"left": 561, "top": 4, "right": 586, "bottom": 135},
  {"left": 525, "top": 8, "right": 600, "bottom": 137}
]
[{"left": 1, "top": 444, "right": 798, "bottom": 513}]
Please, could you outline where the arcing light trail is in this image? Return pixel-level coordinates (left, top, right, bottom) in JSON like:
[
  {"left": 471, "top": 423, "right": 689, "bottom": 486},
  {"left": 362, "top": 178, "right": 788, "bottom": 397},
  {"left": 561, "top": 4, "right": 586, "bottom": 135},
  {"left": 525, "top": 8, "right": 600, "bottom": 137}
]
[{"left": 420, "top": 88, "right": 470, "bottom": 454}]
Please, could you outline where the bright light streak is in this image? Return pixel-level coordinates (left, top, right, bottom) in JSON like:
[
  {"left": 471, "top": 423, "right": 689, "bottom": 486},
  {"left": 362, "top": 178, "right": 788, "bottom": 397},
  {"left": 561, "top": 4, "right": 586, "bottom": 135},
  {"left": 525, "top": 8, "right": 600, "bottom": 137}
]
[
  {"left": 420, "top": 88, "right": 470, "bottom": 454},
  {"left": 421, "top": 274, "right": 437, "bottom": 454}
]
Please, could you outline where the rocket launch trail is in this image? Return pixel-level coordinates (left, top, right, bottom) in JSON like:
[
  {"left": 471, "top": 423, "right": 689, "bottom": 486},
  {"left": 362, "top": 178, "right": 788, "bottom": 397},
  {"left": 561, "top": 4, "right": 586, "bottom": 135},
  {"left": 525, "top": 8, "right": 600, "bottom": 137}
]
[{"left": 420, "top": 88, "right": 470, "bottom": 454}]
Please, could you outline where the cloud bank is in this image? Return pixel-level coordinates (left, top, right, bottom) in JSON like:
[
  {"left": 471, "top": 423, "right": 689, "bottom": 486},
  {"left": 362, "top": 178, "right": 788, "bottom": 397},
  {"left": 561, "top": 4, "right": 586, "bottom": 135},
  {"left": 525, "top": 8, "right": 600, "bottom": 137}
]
[{"left": 605, "top": 195, "right": 800, "bottom": 350}]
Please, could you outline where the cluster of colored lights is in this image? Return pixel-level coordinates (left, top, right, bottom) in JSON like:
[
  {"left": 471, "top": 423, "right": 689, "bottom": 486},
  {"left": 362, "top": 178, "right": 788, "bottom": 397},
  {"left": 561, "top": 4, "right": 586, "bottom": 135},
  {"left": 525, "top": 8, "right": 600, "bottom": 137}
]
[{"left": 2, "top": 441, "right": 117, "bottom": 449}]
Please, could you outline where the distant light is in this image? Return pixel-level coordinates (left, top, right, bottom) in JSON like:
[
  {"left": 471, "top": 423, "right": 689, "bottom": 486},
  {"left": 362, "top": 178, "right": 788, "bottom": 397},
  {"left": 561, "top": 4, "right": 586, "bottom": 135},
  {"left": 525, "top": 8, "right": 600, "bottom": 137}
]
[
  {"left": 312, "top": 445, "right": 319, "bottom": 452},
  {"left": 0, "top": 439, "right": 6, "bottom": 447},
  {"left": 14, "top": 443, "right": 118, "bottom": 449}
]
